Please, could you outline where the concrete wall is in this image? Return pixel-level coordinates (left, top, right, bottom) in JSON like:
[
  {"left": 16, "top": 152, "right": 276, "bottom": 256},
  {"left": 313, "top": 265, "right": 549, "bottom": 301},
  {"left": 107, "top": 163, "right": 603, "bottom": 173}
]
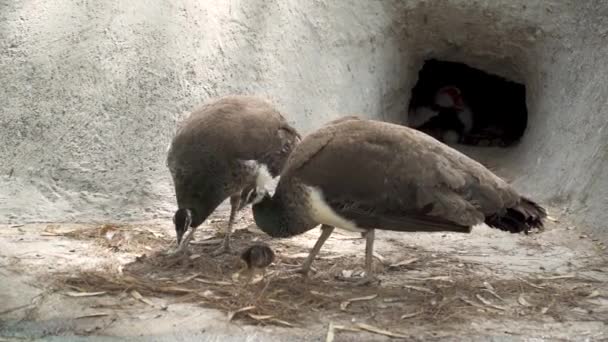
[{"left": 1, "top": 0, "right": 607, "bottom": 237}]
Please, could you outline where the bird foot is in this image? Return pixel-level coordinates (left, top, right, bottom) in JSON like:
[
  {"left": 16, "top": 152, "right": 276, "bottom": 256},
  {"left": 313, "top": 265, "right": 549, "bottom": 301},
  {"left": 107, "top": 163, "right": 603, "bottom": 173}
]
[
  {"left": 167, "top": 239, "right": 187, "bottom": 254},
  {"left": 295, "top": 268, "right": 311, "bottom": 277},
  {"left": 165, "top": 245, "right": 189, "bottom": 257},
  {"left": 282, "top": 265, "right": 314, "bottom": 278}
]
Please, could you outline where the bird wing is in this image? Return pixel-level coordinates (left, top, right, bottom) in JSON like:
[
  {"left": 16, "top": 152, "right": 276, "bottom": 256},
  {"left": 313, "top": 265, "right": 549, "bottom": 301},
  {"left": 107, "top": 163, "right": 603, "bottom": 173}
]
[
  {"left": 166, "top": 96, "right": 300, "bottom": 212},
  {"left": 282, "top": 124, "right": 336, "bottom": 177},
  {"left": 168, "top": 96, "right": 300, "bottom": 178},
  {"left": 257, "top": 118, "right": 301, "bottom": 177},
  {"left": 290, "top": 120, "right": 519, "bottom": 229}
]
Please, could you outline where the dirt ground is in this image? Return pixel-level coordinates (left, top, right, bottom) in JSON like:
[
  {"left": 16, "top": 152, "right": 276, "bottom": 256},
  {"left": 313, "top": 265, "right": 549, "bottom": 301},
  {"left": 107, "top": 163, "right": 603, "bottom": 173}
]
[{"left": 1, "top": 203, "right": 607, "bottom": 341}]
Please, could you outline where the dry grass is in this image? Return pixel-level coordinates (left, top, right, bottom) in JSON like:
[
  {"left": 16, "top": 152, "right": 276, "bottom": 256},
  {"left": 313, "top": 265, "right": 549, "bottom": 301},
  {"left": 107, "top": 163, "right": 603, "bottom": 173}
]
[
  {"left": 56, "top": 224, "right": 171, "bottom": 253},
  {"left": 49, "top": 224, "right": 606, "bottom": 329}
]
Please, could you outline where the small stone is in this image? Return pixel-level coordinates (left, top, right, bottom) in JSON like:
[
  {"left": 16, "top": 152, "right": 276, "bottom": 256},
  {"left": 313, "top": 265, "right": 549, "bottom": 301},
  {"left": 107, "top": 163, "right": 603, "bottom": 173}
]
[{"left": 341, "top": 270, "right": 354, "bottom": 278}]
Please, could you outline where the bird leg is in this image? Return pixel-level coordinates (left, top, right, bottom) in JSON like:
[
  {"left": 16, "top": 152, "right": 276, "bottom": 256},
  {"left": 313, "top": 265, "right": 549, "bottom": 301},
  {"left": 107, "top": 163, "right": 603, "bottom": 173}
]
[
  {"left": 236, "top": 266, "right": 266, "bottom": 284},
  {"left": 250, "top": 267, "right": 266, "bottom": 284},
  {"left": 298, "top": 225, "right": 334, "bottom": 277},
  {"left": 357, "top": 229, "right": 379, "bottom": 286},
  {"left": 338, "top": 229, "right": 379, "bottom": 285},
  {"left": 212, "top": 194, "right": 240, "bottom": 256}
]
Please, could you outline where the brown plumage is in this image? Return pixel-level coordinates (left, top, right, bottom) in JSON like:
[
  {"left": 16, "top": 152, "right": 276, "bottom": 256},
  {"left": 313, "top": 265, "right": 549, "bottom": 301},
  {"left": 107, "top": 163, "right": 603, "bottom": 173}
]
[
  {"left": 324, "top": 115, "right": 366, "bottom": 239},
  {"left": 324, "top": 115, "right": 362, "bottom": 125},
  {"left": 238, "top": 244, "right": 276, "bottom": 282},
  {"left": 252, "top": 119, "right": 546, "bottom": 284},
  {"left": 241, "top": 244, "right": 276, "bottom": 270},
  {"left": 167, "top": 95, "right": 300, "bottom": 254}
]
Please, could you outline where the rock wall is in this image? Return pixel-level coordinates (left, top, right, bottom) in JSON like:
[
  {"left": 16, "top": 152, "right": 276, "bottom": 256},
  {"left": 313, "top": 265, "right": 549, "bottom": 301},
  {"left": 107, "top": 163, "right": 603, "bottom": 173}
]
[{"left": 1, "top": 0, "right": 606, "bottom": 237}]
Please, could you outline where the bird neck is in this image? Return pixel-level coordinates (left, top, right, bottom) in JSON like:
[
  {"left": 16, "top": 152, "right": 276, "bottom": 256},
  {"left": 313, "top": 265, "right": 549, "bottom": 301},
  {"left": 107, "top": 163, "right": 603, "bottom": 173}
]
[
  {"left": 188, "top": 200, "right": 221, "bottom": 228},
  {"left": 252, "top": 195, "right": 289, "bottom": 238}
]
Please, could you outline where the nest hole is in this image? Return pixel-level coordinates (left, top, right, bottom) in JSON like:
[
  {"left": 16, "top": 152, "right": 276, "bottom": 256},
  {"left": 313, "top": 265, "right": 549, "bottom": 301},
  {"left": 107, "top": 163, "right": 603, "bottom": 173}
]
[{"left": 407, "top": 59, "right": 528, "bottom": 148}]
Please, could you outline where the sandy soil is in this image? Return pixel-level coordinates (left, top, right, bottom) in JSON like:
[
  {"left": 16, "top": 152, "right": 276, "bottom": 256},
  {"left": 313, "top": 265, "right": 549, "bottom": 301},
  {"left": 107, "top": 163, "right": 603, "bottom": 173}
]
[{"left": 1, "top": 203, "right": 606, "bottom": 341}]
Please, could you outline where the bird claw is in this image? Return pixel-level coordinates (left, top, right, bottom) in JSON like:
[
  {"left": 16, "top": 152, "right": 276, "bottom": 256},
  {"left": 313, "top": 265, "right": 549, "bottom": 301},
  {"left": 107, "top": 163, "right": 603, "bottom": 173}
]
[
  {"left": 295, "top": 268, "right": 310, "bottom": 277},
  {"left": 282, "top": 265, "right": 313, "bottom": 278},
  {"left": 165, "top": 245, "right": 189, "bottom": 257}
]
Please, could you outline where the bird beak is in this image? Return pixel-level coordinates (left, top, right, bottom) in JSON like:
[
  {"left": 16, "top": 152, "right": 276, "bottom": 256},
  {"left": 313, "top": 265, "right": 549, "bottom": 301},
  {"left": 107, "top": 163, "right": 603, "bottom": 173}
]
[
  {"left": 176, "top": 225, "right": 186, "bottom": 245},
  {"left": 176, "top": 231, "right": 184, "bottom": 245},
  {"left": 241, "top": 188, "right": 256, "bottom": 209}
]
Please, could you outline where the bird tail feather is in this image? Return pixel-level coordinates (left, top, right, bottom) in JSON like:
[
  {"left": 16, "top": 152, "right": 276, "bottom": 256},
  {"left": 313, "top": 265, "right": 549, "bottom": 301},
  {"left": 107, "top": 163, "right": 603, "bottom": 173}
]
[
  {"left": 485, "top": 197, "right": 546, "bottom": 234},
  {"left": 338, "top": 208, "right": 472, "bottom": 234}
]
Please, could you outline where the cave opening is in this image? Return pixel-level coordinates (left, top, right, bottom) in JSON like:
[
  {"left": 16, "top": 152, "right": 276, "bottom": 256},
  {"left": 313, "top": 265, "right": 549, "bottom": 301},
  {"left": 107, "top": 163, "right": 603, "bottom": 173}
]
[{"left": 407, "top": 59, "right": 528, "bottom": 147}]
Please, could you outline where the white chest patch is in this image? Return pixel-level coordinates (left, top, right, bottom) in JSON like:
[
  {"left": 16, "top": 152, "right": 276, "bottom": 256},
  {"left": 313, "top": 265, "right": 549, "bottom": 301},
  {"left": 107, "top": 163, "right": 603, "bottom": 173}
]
[
  {"left": 255, "top": 163, "right": 273, "bottom": 190},
  {"left": 458, "top": 108, "right": 474, "bottom": 133},
  {"left": 435, "top": 92, "right": 455, "bottom": 108},
  {"left": 241, "top": 160, "right": 276, "bottom": 194},
  {"left": 305, "top": 186, "right": 365, "bottom": 233}
]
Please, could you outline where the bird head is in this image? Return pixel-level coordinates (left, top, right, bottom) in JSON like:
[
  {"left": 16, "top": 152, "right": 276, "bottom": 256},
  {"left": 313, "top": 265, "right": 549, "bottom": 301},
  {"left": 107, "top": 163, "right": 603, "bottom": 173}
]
[
  {"left": 240, "top": 244, "right": 275, "bottom": 269},
  {"left": 173, "top": 208, "right": 192, "bottom": 244},
  {"left": 435, "top": 86, "right": 465, "bottom": 110},
  {"left": 238, "top": 185, "right": 270, "bottom": 211}
]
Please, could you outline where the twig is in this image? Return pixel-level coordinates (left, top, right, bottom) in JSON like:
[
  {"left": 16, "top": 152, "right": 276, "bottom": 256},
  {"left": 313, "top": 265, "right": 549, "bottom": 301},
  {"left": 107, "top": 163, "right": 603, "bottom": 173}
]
[
  {"left": 403, "top": 285, "right": 434, "bottom": 294},
  {"left": 389, "top": 258, "right": 419, "bottom": 268},
  {"left": 326, "top": 322, "right": 336, "bottom": 342},
  {"left": 355, "top": 323, "right": 408, "bottom": 338},
  {"left": 0, "top": 303, "right": 34, "bottom": 316},
  {"left": 340, "top": 294, "right": 378, "bottom": 311},
  {"left": 476, "top": 294, "right": 507, "bottom": 311},
  {"left": 254, "top": 276, "right": 273, "bottom": 302},
  {"left": 536, "top": 274, "right": 576, "bottom": 280},
  {"left": 189, "top": 237, "right": 223, "bottom": 245},
  {"left": 227, "top": 305, "right": 256, "bottom": 321},
  {"left": 517, "top": 277, "right": 545, "bottom": 289},
  {"left": 400, "top": 311, "right": 422, "bottom": 319},
  {"left": 65, "top": 291, "right": 107, "bottom": 297},
  {"left": 175, "top": 273, "right": 202, "bottom": 284},
  {"left": 75, "top": 313, "right": 110, "bottom": 319}
]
